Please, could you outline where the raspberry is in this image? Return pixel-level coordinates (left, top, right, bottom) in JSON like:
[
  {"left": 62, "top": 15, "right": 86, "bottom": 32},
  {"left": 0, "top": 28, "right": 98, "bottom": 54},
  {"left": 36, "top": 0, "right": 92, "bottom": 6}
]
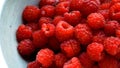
[
  {"left": 55, "top": 21, "right": 74, "bottom": 42},
  {"left": 38, "top": 17, "right": 52, "bottom": 28},
  {"left": 64, "top": 11, "right": 81, "bottom": 26},
  {"left": 70, "top": 0, "right": 82, "bottom": 11},
  {"left": 79, "top": 52, "right": 94, "bottom": 68},
  {"left": 104, "top": 20, "right": 119, "bottom": 36},
  {"left": 40, "top": 5, "right": 55, "bottom": 18},
  {"left": 87, "top": 13, "right": 105, "bottom": 29},
  {"left": 75, "top": 24, "right": 93, "bottom": 45},
  {"left": 116, "top": 27, "right": 120, "bottom": 38},
  {"left": 26, "top": 22, "right": 39, "bottom": 31},
  {"left": 32, "top": 30, "right": 48, "bottom": 49},
  {"left": 109, "top": 3, "right": 120, "bottom": 21},
  {"left": 55, "top": 1, "right": 70, "bottom": 15},
  {"left": 41, "top": 23, "right": 55, "bottom": 37},
  {"left": 17, "top": 39, "right": 35, "bottom": 56},
  {"left": 60, "top": 39, "right": 81, "bottom": 58},
  {"left": 52, "top": 16, "right": 64, "bottom": 26},
  {"left": 39, "top": 0, "right": 56, "bottom": 7},
  {"left": 48, "top": 36, "right": 60, "bottom": 52},
  {"left": 16, "top": 24, "right": 32, "bottom": 41},
  {"left": 22, "top": 5, "right": 40, "bottom": 22},
  {"left": 36, "top": 48, "right": 54, "bottom": 67},
  {"left": 27, "top": 61, "right": 41, "bottom": 68},
  {"left": 104, "top": 37, "right": 120, "bottom": 55},
  {"left": 63, "top": 57, "right": 82, "bottom": 68},
  {"left": 55, "top": 53, "right": 67, "bottom": 68},
  {"left": 99, "top": 56, "right": 118, "bottom": 68},
  {"left": 98, "top": 9, "right": 110, "bottom": 20},
  {"left": 87, "top": 42, "right": 104, "bottom": 61},
  {"left": 93, "top": 31, "right": 106, "bottom": 44}
]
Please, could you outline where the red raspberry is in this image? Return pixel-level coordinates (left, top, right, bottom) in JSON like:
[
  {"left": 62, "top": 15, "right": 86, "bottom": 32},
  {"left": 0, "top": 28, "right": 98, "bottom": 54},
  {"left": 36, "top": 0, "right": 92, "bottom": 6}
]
[
  {"left": 98, "top": 9, "right": 110, "bottom": 20},
  {"left": 40, "top": 5, "right": 55, "bottom": 18},
  {"left": 16, "top": 24, "right": 32, "bottom": 41},
  {"left": 79, "top": 52, "right": 94, "bottom": 68},
  {"left": 17, "top": 39, "right": 35, "bottom": 56},
  {"left": 75, "top": 24, "right": 93, "bottom": 45},
  {"left": 55, "top": 53, "right": 67, "bottom": 68},
  {"left": 64, "top": 11, "right": 81, "bottom": 26},
  {"left": 41, "top": 23, "right": 55, "bottom": 37},
  {"left": 55, "top": 1, "right": 70, "bottom": 15},
  {"left": 60, "top": 39, "right": 81, "bottom": 58},
  {"left": 39, "top": 0, "right": 56, "bottom": 7},
  {"left": 22, "top": 5, "right": 40, "bottom": 22},
  {"left": 87, "top": 42, "right": 104, "bottom": 61},
  {"left": 104, "top": 37, "right": 120, "bottom": 55},
  {"left": 70, "top": 0, "right": 82, "bottom": 11},
  {"left": 38, "top": 17, "right": 52, "bottom": 28},
  {"left": 63, "top": 57, "right": 82, "bottom": 68},
  {"left": 99, "top": 56, "right": 118, "bottom": 68},
  {"left": 116, "top": 27, "right": 120, "bottom": 38},
  {"left": 104, "top": 20, "right": 119, "bottom": 36},
  {"left": 52, "top": 16, "right": 64, "bottom": 26},
  {"left": 26, "top": 22, "right": 39, "bottom": 31},
  {"left": 48, "top": 36, "right": 60, "bottom": 52},
  {"left": 87, "top": 13, "right": 105, "bottom": 29},
  {"left": 36, "top": 48, "right": 54, "bottom": 67},
  {"left": 27, "top": 61, "right": 41, "bottom": 68},
  {"left": 109, "top": 3, "right": 120, "bottom": 21},
  {"left": 32, "top": 30, "right": 48, "bottom": 49},
  {"left": 55, "top": 21, "right": 74, "bottom": 42},
  {"left": 93, "top": 31, "right": 106, "bottom": 44}
]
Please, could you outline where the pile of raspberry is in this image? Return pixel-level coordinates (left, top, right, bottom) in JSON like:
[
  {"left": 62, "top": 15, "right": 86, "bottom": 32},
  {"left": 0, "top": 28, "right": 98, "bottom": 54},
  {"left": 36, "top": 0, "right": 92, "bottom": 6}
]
[{"left": 16, "top": 0, "right": 120, "bottom": 68}]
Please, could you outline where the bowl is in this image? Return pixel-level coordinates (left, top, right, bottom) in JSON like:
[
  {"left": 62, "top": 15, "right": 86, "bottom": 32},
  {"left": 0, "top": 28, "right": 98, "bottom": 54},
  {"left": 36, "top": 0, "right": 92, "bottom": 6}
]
[{"left": 0, "top": 0, "right": 40, "bottom": 68}]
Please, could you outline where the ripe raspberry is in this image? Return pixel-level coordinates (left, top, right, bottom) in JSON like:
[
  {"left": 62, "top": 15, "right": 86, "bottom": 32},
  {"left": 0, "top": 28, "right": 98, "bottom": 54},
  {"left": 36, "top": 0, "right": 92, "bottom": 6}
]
[
  {"left": 38, "top": 17, "right": 52, "bottom": 28},
  {"left": 104, "top": 37, "right": 120, "bottom": 55},
  {"left": 16, "top": 24, "right": 32, "bottom": 41},
  {"left": 32, "top": 30, "right": 48, "bottom": 49},
  {"left": 55, "top": 1, "right": 70, "bottom": 15},
  {"left": 87, "top": 13, "right": 105, "bottom": 29},
  {"left": 52, "top": 16, "right": 64, "bottom": 26},
  {"left": 55, "top": 53, "right": 67, "bottom": 68},
  {"left": 48, "top": 36, "right": 60, "bottom": 52},
  {"left": 60, "top": 39, "right": 81, "bottom": 58},
  {"left": 70, "top": 0, "right": 82, "bottom": 10},
  {"left": 63, "top": 57, "right": 82, "bottom": 68},
  {"left": 40, "top": 5, "right": 55, "bottom": 18},
  {"left": 109, "top": 3, "right": 120, "bottom": 21},
  {"left": 27, "top": 61, "right": 41, "bottom": 68},
  {"left": 22, "top": 5, "right": 40, "bottom": 22},
  {"left": 93, "top": 31, "right": 106, "bottom": 44},
  {"left": 64, "top": 11, "right": 81, "bottom": 26},
  {"left": 17, "top": 39, "right": 35, "bottom": 56},
  {"left": 87, "top": 42, "right": 104, "bottom": 61},
  {"left": 41, "top": 23, "right": 55, "bottom": 37},
  {"left": 79, "top": 52, "right": 94, "bottom": 68},
  {"left": 75, "top": 24, "right": 93, "bottom": 45},
  {"left": 99, "top": 56, "right": 118, "bottom": 68},
  {"left": 116, "top": 27, "right": 120, "bottom": 38},
  {"left": 36, "top": 48, "right": 54, "bottom": 67},
  {"left": 104, "top": 20, "right": 119, "bottom": 36},
  {"left": 55, "top": 21, "right": 74, "bottom": 42},
  {"left": 98, "top": 9, "right": 110, "bottom": 20},
  {"left": 39, "top": 0, "right": 56, "bottom": 7},
  {"left": 26, "top": 22, "right": 39, "bottom": 31}
]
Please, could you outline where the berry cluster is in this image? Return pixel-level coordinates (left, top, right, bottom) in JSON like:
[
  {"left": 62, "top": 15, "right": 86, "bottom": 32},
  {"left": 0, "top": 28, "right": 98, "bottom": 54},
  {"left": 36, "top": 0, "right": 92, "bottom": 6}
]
[{"left": 16, "top": 0, "right": 120, "bottom": 68}]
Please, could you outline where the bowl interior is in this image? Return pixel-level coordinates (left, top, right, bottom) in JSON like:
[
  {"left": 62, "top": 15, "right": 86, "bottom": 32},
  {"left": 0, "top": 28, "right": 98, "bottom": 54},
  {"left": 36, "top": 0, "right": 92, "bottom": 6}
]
[{"left": 0, "top": 0, "right": 39, "bottom": 68}]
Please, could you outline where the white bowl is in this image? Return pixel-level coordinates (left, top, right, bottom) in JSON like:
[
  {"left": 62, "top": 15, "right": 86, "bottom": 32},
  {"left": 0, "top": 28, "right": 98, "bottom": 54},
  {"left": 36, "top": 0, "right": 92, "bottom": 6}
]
[{"left": 0, "top": 0, "right": 40, "bottom": 68}]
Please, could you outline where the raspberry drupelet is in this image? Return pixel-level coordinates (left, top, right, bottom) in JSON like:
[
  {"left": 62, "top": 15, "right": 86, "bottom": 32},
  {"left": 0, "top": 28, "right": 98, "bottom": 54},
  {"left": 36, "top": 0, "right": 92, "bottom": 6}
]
[
  {"left": 27, "top": 61, "right": 41, "bottom": 68},
  {"left": 87, "top": 42, "right": 104, "bottom": 61},
  {"left": 22, "top": 5, "right": 40, "bottom": 22},
  {"left": 104, "top": 37, "right": 120, "bottom": 55},
  {"left": 36, "top": 48, "right": 54, "bottom": 67},
  {"left": 87, "top": 13, "right": 105, "bottom": 29},
  {"left": 64, "top": 11, "right": 81, "bottom": 26},
  {"left": 63, "top": 57, "right": 82, "bottom": 68},
  {"left": 55, "top": 21, "right": 74, "bottom": 42},
  {"left": 16, "top": 24, "right": 32, "bottom": 42},
  {"left": 60, "top": 39, "right": 81, "bottom": 58}
]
